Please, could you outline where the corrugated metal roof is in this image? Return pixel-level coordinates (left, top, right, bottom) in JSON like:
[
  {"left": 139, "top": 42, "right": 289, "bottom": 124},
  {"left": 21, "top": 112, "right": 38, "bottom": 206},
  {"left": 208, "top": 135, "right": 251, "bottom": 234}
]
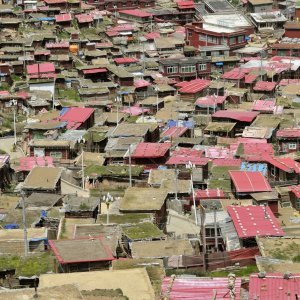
[
  {"left": 161, "top": 276, "right": 242, "bottom": 300},
  {"left": 229, "top": 170, "right": 271, "bottom": 193},
  {"left": 277, "top": 128, "right": 300, "bottom": 138},
  {"left": 249, "top": 273, "right": 300, "bottom": 300},
  {"left": 119, "top": 9, "right": 152, "bottom": 18},
  {"left": 253, "top": 81, "right": 277, "bottom": 92},
  {"left": 131, "top": 142, "right": 171, "bottom": 158},
  {"left": 227, "top": 205, "right": 284, "bottom": 238},
  {"left": 178, "top": 79, "right": 211, "bottom": 94},
  {"left": 55, "top": 13, "right": 72, "bottom": 22},
  {"left": 27, "top": 62, "right": 55, "bottom": 75},
  {"left": 212, "top": 110, "right": 259, "bottom": 123},
  {"left": 59, "top": 107, "right": 94, "bottom": 123}
]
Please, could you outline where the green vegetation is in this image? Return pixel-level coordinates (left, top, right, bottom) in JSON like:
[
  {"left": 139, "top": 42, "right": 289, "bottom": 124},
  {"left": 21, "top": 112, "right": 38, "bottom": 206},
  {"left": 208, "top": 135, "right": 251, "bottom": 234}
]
[
  {"left": 122, "top": 222, "right": 164, "bottom": 240},
  {"left": 126, "top": 116, "right": 139, "bottom": 123},
  {"left": 165, "top": 265, "right": 258, "bottom": 278},
  {"left": 81, "top": 289, "right": 128, "bottom": 300},
  {"left": 208, "top": 179, "right": 231, "bottom": 192},
  {"left": 98, "top": 213, "right": 152, "bottom": 224},
  {"left": 0, "top": 149, "right": 7, "bottom": 154},
  {"left": 11, "top": 74, "right": 23, "bottom": 82},
  {"left": 211, "top": 166, "right": 239, "bottom": 180},
  {"left": 0, "top": 82, "right": 10, "bottom": 91},
  {"left": 85, "top": 165, "right": 144, "bottom": 178},
  {"left": 0, "top": 253, "right": 54, "bottom": 276},
  {"left": 269, "top": 241, "right": 300, "bottom": 262},
  {"left": 56, "top": 88, "right": 80, "bottom": 102}
]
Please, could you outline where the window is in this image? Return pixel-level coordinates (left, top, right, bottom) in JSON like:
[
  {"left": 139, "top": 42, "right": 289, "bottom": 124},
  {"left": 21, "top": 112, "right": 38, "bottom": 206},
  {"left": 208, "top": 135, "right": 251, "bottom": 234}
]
[
  {"left": 50, "top": 151, "right": 63, "bottom": 159},
  {"left": 180, "top": 65, "right": 196, "bottom": 73},
  {"left": 167, "top": 66, "right": 178, "bottom": 74},
  {"left": 122, "top": 2, "right": 127, "bottom": 6},
  {"left": 145, "top": 2, "right": 151, "bottom": 6},
  {"left": 229, "top": 37, "right": 236, "bottom": 45},
  {"left": 199, "top": 34, "right": 206, "bottom": 41},
  {"left": 205, "top": 227, "right": 221, "bottom": 237},
  {"left": 198, "top": 63, "right": 207, "bottom": 71},
  {"left": 238, "top": 35, "right": 244, "bottom": 43},
  {"left": 187, "top": 30, "right": 192, "bottom": 37},
  {"left": 289, "top": 143, "right": 297, "bottom": 150}
]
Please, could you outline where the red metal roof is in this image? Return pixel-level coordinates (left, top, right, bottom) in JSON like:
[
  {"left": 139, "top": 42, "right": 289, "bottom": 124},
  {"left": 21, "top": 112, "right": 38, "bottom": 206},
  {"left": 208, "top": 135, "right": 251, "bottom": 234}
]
[
  {"left": 134, "top": 79, "right": 151, "bottom": 89},
  {"left": 27, "top": 62, "right": 55, "bottom": 75},
  {"left": 121, "top": 107, "right": 149, "bottom": 116},
  {"left": 114, "top": 57, "right": 138, "bottom": 64},
  {"left": 76, "top": 14, "right": 93, "bottom": 23},
  {"left": 16, "top": 156, "right": 54, "bottom": 172},
  {"left": 227, "top": 205, "right": 284, "bottom": 238},
  {"left": 252, "top": 99, "right": 275, "bottom": 112},
  {"left": 55, "top": 13, "right": 72, "bottom": 22},
  {"left": 205, "top": 146, "right": 236, "bottom": 159},
  {"left": 253, "top": 81, "right": 277, "bottom": 92},
  {"left": 161, "top": 276, "right": 242, "bottom": 300},
  {"left": 249, "top": 273, "right": 300, "bottom": 300},
  {"left": 194, "top": 189, "right": 225, "bottom": 199},
  {"left": 242, "top": 143, "right": 274, "bottom": 162},
  {"left": 82, "top": 68, "right": 107, "bottom": 74},
  {"left": 244, "top": 74, "right": 258, "bottom": 84},
  {"left": 161, "top": 127, "right": 188, "bottom": 139},
  {"left": 195, "top": 95, "right": 226, "bottom": 107},
  {"left": 212, "top": 110, "right": 259, "bottom": 123},
  {"left": 229, "top": 170, "right": 272, "bottom": 193},
  {"left": 290, "top": 185, "right": 300, "bottom": 198},
  {"left": 59, "top": 107, "right": 94, "bottom": 129},
  {"left": 166, "top": 155, "right": 209, "bottom": 166},
  {"left": 265, "top": 156, "right": 300, "bottom": 173},
  {"left": 278, "top": 79, "right": 300, "bottom": 86},
  {"left": 177, "top": 0, "right": 195, "bottom": 9},
  {"left": 221, "top": 68, "right": 248, "bottom": 80},
  {"left": 277, "top": 128, "right": 300, "bottom": 138},
  {"left": 46, "top": 41, "right": 69, "bottom": 49},
  {"left": 131, "top": 142, "right": 171, "bottom": 158},
  {"left": 119, "top": 9, "right": 152, "bottom": 18},
  {"left": 178, "top": 79, "right": 211, "bottom": 94},
  {"left": 144, "top": 32, "right": 160, "bottom": 40},
  {"left": 212, "top": 158, "right": 242, "bottom": 167},
  {"left": 44, "top": 0, "right": 66, "bottom": 4}
]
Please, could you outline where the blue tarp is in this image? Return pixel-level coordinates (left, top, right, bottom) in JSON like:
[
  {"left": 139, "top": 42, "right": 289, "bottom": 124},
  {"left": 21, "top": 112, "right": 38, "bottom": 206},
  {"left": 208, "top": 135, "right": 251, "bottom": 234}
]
[
  {"left": 4, "top": 224, "right": 19, "bottom": 229},
  {"left": 240, "top": 162, "right": 267, "bottom": 176},
  {"left": 60, "top": 107, "right": 70, "bottom": 116},
  {"left": 38, "top": 17, "right": 55, "bottom": 21},
  {"left": 167, "top": 120, "right": 195, "bottom": 129},
  {"left": 41, "top": 210, "right": 47, "bottom": 218}
]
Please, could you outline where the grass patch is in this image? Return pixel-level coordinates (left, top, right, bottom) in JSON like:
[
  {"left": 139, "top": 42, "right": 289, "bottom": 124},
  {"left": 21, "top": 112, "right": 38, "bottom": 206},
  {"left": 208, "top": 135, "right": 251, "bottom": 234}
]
[
  {"left": 211, "top": 166, "right": 239, "bottom": 180},
  {"left": 166, "top": 264, "right": 258, "bottom": 278},
  {"left": 208, "top": 179, "right": 231, "bottom": 192},
  {"left": 85, "top": 165, "right": 144, "bottom": 177},
  {"left": 122, "top": 222, "right": 164, "bottom": 240},
  {"left": 0, "top": 253, "right": 54, "bottom": 276},
  {"left": 209, "top": 265, "right": 258, "bottom": 277},
  {"left": 126, "top": 116, "right": 139, "bottom": 123},
  {"left": 56, "top": 88, "right": 80, "bottom": 102},
  {"left": 98, "top": 213, "right": 152, "bottom": 224}
]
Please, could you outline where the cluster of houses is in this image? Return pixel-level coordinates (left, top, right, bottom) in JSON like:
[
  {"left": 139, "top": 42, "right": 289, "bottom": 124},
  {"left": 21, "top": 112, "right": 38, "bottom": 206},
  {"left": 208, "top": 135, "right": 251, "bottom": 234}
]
[{"left": 1, "top": 0, "right": 300, "bottom": 298}]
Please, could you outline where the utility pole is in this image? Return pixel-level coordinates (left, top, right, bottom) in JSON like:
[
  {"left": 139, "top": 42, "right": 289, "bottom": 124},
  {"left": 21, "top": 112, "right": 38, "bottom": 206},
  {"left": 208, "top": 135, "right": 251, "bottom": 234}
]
[
  {"left": 199, "top": 204, "right": 206, "bottom": 272},
  {"left": 81, "top": 149, "right": 85, "bottom": 190},
  {"left": 128, "top": 144, "right": 132, "bottom": 187},
  {"left": 174, "top": 164, "right": 178, "bottom": 201},
  {"left": 21, "top": 191, "right": 29, "bottom": 257},
  {"left": 213, "top": 205, "right": 218, "bottom": 252},
  {"left": 13, "top": 105, "right": 17, "bottom": 146}
]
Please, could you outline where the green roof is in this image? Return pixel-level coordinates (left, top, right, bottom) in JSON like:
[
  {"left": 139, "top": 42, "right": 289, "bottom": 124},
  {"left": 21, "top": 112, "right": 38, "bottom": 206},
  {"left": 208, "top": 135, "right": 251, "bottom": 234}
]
[
  {"left": 98, "top": 213, "right": 152, "bottom": 224},
  {"left": 122, "top": 222, "right": 164, "bottom": 240},
  {"left": 84, "top": 165, "right": 144, "bottom": 178}
]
